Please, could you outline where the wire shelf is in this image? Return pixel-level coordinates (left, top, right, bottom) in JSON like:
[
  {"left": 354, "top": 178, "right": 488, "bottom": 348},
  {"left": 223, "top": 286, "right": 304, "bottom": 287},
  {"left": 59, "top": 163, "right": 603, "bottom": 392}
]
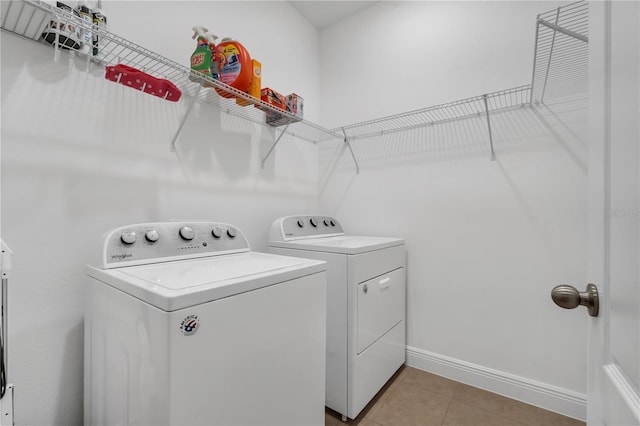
[
  {"left": 1, "top": 0, "right": 587, "bottom": 168},
  {"left": 530, "top": 0, "right": 588, "bottom": 103},
  {"left": 0, "top": 0, "right": 343, "bottom": 147},
  {"left": 335, "top": 85, "right": 532, "bottom": 142}
]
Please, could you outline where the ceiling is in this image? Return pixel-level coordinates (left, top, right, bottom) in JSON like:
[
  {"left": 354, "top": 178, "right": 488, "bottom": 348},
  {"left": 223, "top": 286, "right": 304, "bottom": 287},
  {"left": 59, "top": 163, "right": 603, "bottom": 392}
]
[{"left": 288, "top": 1, "right": 379, "bottom": 30}]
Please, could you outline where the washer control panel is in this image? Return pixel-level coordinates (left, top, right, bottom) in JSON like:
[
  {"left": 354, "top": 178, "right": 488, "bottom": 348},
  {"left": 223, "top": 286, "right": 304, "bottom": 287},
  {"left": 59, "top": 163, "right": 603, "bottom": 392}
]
[
  {"left": 273, "top": 215, "right": 344, "bottom": 241},
  {"left": 100, "top": 222, "right": 249, "bottom": 268}
]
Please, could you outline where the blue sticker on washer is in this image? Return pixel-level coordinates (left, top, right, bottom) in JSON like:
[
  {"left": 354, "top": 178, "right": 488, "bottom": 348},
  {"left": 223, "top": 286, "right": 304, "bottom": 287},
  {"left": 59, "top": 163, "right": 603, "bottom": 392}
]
[{"left": 180, "top": 315, "right": 199, "bottom": 336}]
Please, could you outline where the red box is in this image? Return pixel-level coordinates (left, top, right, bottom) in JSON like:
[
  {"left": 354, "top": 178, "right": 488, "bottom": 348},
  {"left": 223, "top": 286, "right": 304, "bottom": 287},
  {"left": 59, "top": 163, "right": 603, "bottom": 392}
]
[
  {"left": 255, "top": 88, "right": 302, "bottom": 127},
  {"left": 259, "top": 87, "right": 286, "bottom": 110}
]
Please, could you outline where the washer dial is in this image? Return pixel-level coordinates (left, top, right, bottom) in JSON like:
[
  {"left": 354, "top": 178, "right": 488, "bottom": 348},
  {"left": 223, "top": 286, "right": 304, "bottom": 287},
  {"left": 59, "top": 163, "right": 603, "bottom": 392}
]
[
  {"left": 145, "top": 229, "right": 159, "bottom": 243},
  {"left": 120, "top": 231, "right": 136, "bottom": 245},
  {"left": 179, "top": 226, "right": 195, "bottom": 241},
  {"left": 211, "top": 227, "right": 222, "bottom": 239}
]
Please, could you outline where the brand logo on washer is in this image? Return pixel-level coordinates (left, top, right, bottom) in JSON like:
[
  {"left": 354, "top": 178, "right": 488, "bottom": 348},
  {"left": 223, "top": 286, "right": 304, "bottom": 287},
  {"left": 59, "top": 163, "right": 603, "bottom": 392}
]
[
  {"left": 111, "top": 253, "right": 132, "bottom": 261},
  {"left": 179, "top": 315, "right": 199, "bottom": 336}
]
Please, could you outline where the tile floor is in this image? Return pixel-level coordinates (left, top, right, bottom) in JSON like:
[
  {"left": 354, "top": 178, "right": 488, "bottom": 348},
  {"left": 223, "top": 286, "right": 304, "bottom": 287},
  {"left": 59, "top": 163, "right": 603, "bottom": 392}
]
[{"left": 325, "top": 366, "right": 585, "bottom": 426}]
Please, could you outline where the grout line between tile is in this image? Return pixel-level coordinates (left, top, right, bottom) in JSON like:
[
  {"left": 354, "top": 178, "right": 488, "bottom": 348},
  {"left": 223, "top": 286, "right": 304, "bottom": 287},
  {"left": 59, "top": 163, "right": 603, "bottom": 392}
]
[{"left": 439, "top": 392, "right": 456, "bottom": 426}]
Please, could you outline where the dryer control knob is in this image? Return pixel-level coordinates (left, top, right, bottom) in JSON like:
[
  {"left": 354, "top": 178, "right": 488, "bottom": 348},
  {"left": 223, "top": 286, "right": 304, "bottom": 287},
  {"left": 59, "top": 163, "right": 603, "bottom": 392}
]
[
  {"left": 120, "top": 231, "right": 137, "bottom": 245},
  {"left": 323, "top": 219, "right": 330, "bottom": 226},
  {"left": 211, "top": 227, "right": 222, "bottom": 239},
  {"left": 145, "top": 229, "right": 160, "bottom": 243},
  {"left": 330, "top": 219, "right": 336, "bottom": 227},
  {"left": 310, "top": 217, "right": 318, "bottom": 227},
  {"left": 179, "top": 226, "right": 195, "bottom": 241},
  {"left": 297, "top": 219, "right": 304, "bottom": 228},
  {"left": 226, "top": 227, "right": 237, "bottom": 238}
]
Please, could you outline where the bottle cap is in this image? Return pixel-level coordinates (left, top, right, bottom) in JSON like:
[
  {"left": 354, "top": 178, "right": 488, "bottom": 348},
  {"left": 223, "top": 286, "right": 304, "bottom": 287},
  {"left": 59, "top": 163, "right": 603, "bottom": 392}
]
[
  {"left": 192, "top": 25, "right": 209, "bottom": 40},
  {"left": 205, "top": 32, "right": 218, "bottom": 45}
]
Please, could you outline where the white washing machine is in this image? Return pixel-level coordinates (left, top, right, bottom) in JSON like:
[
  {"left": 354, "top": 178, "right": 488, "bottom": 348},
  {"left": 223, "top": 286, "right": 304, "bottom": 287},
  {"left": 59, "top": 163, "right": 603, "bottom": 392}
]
[
  {"left": 85, "top": 221, "right": 327, "bottom": 426},
  {"left": 268, "top": 215, "right": 405, "bottom": 420}
]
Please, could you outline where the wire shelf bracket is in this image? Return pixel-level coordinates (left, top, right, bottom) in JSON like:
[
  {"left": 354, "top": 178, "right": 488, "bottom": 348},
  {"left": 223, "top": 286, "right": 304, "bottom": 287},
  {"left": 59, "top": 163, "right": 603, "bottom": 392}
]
[
  {"left": 170, "top": 85, "right": 202, "bottom": 152},
  {"left": 341, "top": 127, "right": 360, "bottom": 175},
  {"left": 482, "top": 94, "right": 497, "bottom": 161},
  {"left": 261, "top": 124, "right": 290, "bottom": 169}
]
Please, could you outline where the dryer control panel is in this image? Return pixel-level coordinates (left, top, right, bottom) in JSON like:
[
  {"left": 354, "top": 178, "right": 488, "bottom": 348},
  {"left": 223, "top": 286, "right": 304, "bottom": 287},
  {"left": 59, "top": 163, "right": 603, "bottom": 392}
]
[
  {"left": 270, "top": 215, "right": 344, "bottom": 241},
  {"left": 99, "top": 222, "right": 250, "bottom": 268}
]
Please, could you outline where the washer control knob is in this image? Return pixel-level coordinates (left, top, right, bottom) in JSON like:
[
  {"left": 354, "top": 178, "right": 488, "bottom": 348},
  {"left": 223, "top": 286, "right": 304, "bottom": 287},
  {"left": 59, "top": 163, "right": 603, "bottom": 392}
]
[
  {"left": 211, "top": 227, "right": 222, "bottom": 239},
  {"left": 179, "top": 226, "right": 195, "bottom": 241},
  {"left": 120, "top": 231, "right": 137, "bottom": 245},
  {"left": 226, "top": 227, "right": 237, "bottom": 238},
  {"left": 310, "top": 217, "right": 318, "bottom": 227},
  {"left": 323, "top": 219, "right": 330, "bottom": 226},
  {"left": 145, "top": 229, "right": 160, "bottom": 243},
  {"left": 297, "top": 219, "right": 304, "bottom": 228},
  {"left": 330, "top": 219, "right": 336, "bottom": 227}
]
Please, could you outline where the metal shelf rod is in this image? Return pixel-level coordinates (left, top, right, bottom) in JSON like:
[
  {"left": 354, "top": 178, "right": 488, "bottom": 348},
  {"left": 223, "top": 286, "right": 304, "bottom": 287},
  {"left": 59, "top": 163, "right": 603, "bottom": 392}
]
[{"left": 537, "top": 18, "right": 588, "bottom": 43}]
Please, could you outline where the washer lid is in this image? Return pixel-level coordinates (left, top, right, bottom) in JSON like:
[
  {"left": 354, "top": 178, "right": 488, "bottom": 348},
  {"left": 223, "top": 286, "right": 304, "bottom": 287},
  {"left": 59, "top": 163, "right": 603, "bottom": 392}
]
[
  {"left": 269, "top": 235, "right": 404, "bottom": 254},
  {"left": 87, "top": 251, "right": 326, "bottom": 311}
]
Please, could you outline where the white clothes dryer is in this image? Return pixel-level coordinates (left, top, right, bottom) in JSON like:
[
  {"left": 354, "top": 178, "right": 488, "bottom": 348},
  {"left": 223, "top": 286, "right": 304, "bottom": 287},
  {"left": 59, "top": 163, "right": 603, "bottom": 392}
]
[
  {"left": 268, "top": 216, "right": 406, "bottom": 420},
  {"left": 85, "top": 221, "right": 327, "bottom": 426}
]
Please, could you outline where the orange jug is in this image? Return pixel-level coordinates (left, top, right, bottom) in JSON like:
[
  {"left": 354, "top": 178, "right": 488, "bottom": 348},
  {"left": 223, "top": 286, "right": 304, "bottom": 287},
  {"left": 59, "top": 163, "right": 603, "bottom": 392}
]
[{"left": 216, "top": 38, "right": 252, "bottom": 99}]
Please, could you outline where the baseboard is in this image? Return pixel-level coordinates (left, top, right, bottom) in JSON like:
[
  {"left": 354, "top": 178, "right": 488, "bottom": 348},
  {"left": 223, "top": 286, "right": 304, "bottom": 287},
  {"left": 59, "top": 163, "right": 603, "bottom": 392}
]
[{"left": 405, "top": 346, "right": 586, "bottom": 421}]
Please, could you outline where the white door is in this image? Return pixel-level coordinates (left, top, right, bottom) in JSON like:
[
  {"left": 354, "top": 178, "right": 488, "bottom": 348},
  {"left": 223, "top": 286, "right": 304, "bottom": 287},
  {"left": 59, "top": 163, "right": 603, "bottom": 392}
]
[{"left": 587, "top": 1, "right": 640, "bottom": 424}]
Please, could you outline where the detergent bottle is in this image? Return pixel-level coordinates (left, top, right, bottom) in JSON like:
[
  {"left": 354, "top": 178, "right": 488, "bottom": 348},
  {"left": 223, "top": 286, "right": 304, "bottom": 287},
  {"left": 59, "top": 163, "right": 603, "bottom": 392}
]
[
  {"left": 190, "top": 26, "right": 216, "bottom": 84},
  {"left": 216, "top": 38, "right": 252, "bottom": 99}
]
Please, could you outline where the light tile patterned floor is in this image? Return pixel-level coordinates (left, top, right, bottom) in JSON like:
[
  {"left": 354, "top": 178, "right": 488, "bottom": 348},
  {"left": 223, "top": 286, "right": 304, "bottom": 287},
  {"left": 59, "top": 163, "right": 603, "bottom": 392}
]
[{"left": 325, "top": 366, "right": 585, "bottom": 426}]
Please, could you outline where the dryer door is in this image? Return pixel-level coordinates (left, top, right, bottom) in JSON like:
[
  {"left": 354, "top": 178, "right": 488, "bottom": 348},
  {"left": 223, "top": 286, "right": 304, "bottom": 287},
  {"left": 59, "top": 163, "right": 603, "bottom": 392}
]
[{"left": 356, "top": 267, "right": 405, "bottom": 354}]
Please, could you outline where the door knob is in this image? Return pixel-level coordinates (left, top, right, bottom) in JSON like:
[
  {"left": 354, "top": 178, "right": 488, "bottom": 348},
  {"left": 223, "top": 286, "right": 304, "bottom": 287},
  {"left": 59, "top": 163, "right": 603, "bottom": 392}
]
[{"left": 551, "top": 284, "right": 599, "bottom": 317}]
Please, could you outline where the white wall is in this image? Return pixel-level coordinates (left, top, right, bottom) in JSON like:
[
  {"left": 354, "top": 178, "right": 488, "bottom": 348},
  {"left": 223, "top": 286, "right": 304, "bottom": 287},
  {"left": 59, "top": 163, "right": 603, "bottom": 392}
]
[
  {"left": 1, "top": 2, "right": 319, "bottom": 424},
  {"left": 318, "top": 1, "right": 588, "bottom": 420},
  {"left": 319, "top": 1, "right": 549, "bottom": 127}
]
